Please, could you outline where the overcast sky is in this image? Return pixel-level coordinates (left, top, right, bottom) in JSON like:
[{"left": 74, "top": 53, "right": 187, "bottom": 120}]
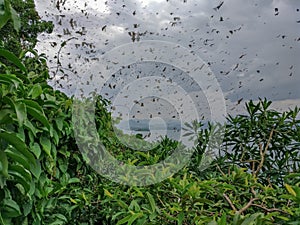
[{"left": 34, "top": 0, "right": 300, "bottom": 123}]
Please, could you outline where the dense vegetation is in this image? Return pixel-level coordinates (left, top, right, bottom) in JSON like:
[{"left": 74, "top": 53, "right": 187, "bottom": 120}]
[{"left": 0, "top": 1, "right": 300, "bottom": 224}]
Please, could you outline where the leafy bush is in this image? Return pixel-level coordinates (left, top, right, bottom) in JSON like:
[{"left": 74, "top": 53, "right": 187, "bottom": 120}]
[
  {"left": 221, "top": 99, "right": 299, "bottom": 186},
  {"left": 1, "top": 1, "right": 300, "bottom": 224},
  {"left": 0, "top": 0, "right": 53, "bottom": 55}
]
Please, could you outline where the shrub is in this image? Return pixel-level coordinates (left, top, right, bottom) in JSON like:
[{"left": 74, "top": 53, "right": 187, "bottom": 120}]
[{"left": 0, "top": 1, "right": 299, "bottom": 224}]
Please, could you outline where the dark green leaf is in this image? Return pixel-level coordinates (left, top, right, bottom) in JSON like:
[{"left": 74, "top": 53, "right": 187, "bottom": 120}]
[
  {"left": 14, "top": 102, "right": 26, "bottom": 127},
  {"left": 9, "top": 6, "right": 20, "bottom": 31},
  {"left": 2, "top": 199, "right": 22, "bottom": 218},
  {"left": 0, "top": 74, "right": 22, "bottom": 89},
  {"left": 0, "top": 150, "right": 8, "bottom": 177},
  {"left": 40, "top": 136, "right": 51, "bottom": 156},
  {"left": 22, "top": 100, "right": 50, "bottom": 130},
  {"left": 0, "top": 49, "right": 27, "bottom": 73},
  {"left": 5, "top": 148, "right": 30, "bottom": 170},
  {"left": 0, "top": 130, "right": 36, "bottom": 166}
]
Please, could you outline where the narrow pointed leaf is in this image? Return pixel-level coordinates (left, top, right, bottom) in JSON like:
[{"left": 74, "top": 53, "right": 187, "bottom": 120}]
[
  {"left": 0, "top": 49, "right": 27, "bottom": 73},
  {"left": 0, "top": 150, "right": 8, "bottom": 177},
  {"left": 0, "top": 130, "right": 36, "bottom": 165},
  {"left": 9, "top": 6, "right": 20, "bottom": 31},
  {"left": 22, "top": 100, "right": 50, "bottom": 130}
]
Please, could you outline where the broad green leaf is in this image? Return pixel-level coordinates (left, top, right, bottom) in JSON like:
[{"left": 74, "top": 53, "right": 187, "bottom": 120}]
[
  {"left": 2, "top": 198, "right": 22, "bottom": 218},
  {"left": 0, "top": 213, "right": 12, "bottom": 224},
  {"left": 0, "top": 130, "right": 36, "bottom": 165},
  {"left": 69, "top": 198, "right": 77, "bottom": 204},
  {"left": 0, "top": 74, "right": 22, "bottom": 89},
  {"left": 0, "top": 109, "right": 12, "bottom": 124},
  {"left": 24, "top": 120, "right": 39, "bottom": 137},
  {"left": 0, "top": 3, "right": 10, "bottom": 30},
  {"left": 40, "top": 136, "right": 51, "bottom": 156},
  {"left": 9, "top": 6, "right": 20, "bottom": 31},
  {"left": 132, "top": 187, "right": 144, "bottom": 197},
  {"left": 43, "top": 100, "right": 60, "bottom": 109},
  {"left": 30, "top": 143, "right": 41, "bottom": 158},
  {"left": 14, "top": 102, "right": 26, "bottom": 127},
  {"left": 50, "top": 125, "right": 59, "bottom": 144},
  {"left": 28, "top": 84, "right": 42, "bottom": 99},
  {"left": 22, "top": 100, "right": 50, "bottom": 130},
  {"left": 9, "top": 164, "right": 32, "bottom": 182},
  {"left": 0, "top": 0, "right": 20, "bottom": 32},
  {"left": 0, "top": 150, "right": 8, "bottom": 177},
  {"left": 276, "top": 215, "right": 290, "bottom": 221},
  {"left": 2, "top": 96, "right": 14, "bottom": 108},
  {"left": 23, "top": 200, "right": 33, "bottom": 217},
  {"left": 30, "top": 160, "right": 41, "bottom": 179},
  {"left": 22, "top": 99, "right": 45, "bottom": 114},
  {"left": 55, "top": 117, "right": 64, "bottom": 131},
  {"left": 5, "top": 147, "right": 30, "bottom": 170},
  {"left": 0, "top": 49, "right": 27, "bottom": 73}
]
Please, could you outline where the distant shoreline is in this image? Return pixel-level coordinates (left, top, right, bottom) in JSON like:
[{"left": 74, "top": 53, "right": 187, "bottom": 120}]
[{"left": 115, "top": 119, "right": 182, "bottom": 132}]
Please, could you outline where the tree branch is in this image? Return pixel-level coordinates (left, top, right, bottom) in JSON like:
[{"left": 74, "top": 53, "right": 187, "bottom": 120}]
[
  {"left": 252, "top": 204, "right": 290, "bottom": 215},
  {"left": 55, "top": 37, "right": 78, "bottom": 75},
  {"left": 223, "top": 193, "right": 237, "bottom": 212},
  {"left": 223, "top": 194, "right": 259, "bottom": 215},
  {"left": 237, "top": 198, "right": 259, "bottom": 214},
  {"left": 254, "top": 128, "right": 274, "bottom": 176}
]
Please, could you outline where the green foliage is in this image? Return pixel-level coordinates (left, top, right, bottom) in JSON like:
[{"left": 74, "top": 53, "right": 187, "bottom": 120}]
[
  {"left": 96, "top": 165, "right": 299, "bottom": 224},
  {"left": 0, "top": 1, "right": 299, "bottom": 224},
  {"left": 0, "top": 48, "right": 299, "bottom": 224},
  {"left": 0, "top": 0, "right": 53, "bottom": 55},
  {"left": 0, "top": 48, "right": 106, "bottom": 224},
  {"left": 0, "top": 0, "right": 20, "bottom": 32},
  {"left": 220, "top": 99, "right": 300, "bottom": 185}
]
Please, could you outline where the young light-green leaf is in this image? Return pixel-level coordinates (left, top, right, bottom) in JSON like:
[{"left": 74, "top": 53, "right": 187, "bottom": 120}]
[
  {"left": 116, "top": 214, "right": 132, "bottom": 225},
  {"left": 28, "top": 84, "right": 42, "bottom": 99},
  {"left": 146, "top": 192, "right": 156, "bottom": 213}
]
